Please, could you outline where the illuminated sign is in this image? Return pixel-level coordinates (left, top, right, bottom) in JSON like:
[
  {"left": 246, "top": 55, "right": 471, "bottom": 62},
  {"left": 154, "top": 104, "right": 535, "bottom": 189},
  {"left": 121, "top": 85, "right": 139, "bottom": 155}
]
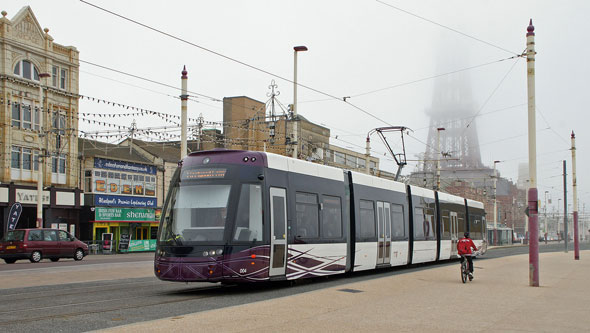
[{"left": 181, "top": 168, "right": 227, "bottom": 180}]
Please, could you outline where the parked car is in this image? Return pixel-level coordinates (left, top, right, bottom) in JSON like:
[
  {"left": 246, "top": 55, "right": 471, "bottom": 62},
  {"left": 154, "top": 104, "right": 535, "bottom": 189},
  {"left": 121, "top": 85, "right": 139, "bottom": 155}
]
[{"left": 0, "top": 228, "right": 89, "bottom": 264}]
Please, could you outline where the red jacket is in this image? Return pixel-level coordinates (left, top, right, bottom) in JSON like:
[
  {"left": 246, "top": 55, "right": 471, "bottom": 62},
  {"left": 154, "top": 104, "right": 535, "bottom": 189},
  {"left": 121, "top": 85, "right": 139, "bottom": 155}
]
[{"left": 457, "top": 237, "right": 477, "bottom": 255}]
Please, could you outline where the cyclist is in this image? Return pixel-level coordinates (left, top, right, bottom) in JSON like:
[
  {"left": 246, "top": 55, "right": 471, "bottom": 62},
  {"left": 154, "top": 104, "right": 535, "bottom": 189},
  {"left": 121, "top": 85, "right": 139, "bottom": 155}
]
[{"left": 457, "top": 232, "right": 478, "bottom": 279}]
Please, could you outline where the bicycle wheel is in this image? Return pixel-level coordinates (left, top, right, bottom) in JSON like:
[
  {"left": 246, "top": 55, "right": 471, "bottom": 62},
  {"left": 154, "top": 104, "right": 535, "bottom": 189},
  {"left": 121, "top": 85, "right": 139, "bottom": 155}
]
[{"left": 461, "top": 261, "right": 467, "bottom": 283}]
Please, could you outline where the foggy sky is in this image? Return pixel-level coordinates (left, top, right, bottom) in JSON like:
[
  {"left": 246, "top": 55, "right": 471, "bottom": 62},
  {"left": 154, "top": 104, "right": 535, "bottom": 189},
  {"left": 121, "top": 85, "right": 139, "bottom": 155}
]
[{"left": 3, "top": 0, "right": 588, "bottom": 213}]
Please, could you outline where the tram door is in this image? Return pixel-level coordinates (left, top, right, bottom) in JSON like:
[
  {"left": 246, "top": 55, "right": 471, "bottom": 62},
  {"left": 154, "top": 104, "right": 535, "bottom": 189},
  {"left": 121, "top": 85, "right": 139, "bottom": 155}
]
[
  {"left": 269, "top": 188, "right": 287, "bottom": 277},
  {"left": 450, "top": 212, "right": 459, "bottom": 256},
  {"left": 377, "top": 202, "right": 391, "bottom": 265}
]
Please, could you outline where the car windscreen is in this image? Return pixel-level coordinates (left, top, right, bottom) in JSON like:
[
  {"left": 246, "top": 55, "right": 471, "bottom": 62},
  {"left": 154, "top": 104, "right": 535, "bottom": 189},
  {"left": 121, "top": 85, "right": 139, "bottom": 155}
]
[{"left": 4, "top": 230, "right": 25, "bottom": 241}]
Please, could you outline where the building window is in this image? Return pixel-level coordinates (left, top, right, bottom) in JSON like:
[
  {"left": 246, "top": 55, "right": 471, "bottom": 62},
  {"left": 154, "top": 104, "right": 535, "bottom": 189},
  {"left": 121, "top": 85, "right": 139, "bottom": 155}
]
[
  {"left": 13, "top": 60, "right": 39, "bottom": 81},
  {"left": 11, "top": 101, "right": 40, "bottom": 131},
  {"left": 22, "top": 148, "right": 32, "bottom": 170},
  {"left": 22, "top": 104, "right": 32, "bottom": 129},
  {"left": 52, "top": 154, "right": 66, "bottom": 174},
  {"left": 11, "top": 147, "right": 21, "bottom": 169},
  {"left": 334, "top": 151, "right": 345, "bottom": 165},
  {"left": 11, "top": 103, "right": 21, "bottom": 127},
  {"left": 60, "top": 68, "right": 67, "bottom": 89},
  {"left": 11, "top": 146, "right": 39, "bottom": 173},
  {"left": 52, "top": 66, "right": 58, "bottom": 87},
  {"left": 358, "top": 158, "right": 366, "bottom": 169},
  {"left": 53, "top": 112, "right": 66, "bottom": 149},
  {"left": 345, "top": 154, "right": 356, "bottom": 167}
]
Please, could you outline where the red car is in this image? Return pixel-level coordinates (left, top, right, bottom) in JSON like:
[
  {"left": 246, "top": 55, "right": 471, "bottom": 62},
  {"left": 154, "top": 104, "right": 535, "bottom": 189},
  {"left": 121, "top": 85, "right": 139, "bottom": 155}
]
[{"left": 0, "top": 228, "right": 89, "bottom": 264}]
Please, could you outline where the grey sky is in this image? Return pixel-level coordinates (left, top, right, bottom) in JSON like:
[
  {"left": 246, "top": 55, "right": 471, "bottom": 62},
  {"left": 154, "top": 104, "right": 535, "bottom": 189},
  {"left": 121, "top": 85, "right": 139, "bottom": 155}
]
[{"left": 4, "top": 0, "right": 588, "bottom": 212}]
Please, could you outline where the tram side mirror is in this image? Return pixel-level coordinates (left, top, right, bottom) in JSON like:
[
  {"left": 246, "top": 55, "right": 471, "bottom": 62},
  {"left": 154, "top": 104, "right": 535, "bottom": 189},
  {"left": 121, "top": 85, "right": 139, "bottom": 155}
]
[{"left": 257, "top": 174, "right": 264, "bottom": 180}]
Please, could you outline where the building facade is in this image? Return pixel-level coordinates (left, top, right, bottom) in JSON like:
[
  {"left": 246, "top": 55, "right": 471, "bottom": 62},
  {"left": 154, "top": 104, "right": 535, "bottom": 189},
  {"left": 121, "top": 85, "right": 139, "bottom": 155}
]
[
  {"left": 0, "top": 7, "right": 81, "bottom": 238},
  {"left": 78, "top": 138, "right": 159, "bottom": 251}
]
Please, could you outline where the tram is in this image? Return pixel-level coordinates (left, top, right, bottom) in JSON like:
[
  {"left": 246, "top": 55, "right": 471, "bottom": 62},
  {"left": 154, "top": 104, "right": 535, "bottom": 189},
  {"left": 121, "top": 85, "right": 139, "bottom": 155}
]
[{"left": 154, "top": 149, "right": 487, "bottom": 283}]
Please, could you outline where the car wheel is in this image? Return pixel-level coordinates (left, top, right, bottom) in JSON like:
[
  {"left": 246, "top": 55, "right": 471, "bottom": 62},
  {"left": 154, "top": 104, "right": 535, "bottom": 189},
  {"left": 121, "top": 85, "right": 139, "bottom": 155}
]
[
  {"left": 74, "top": 249, "right": 84, "bottom": 261},
  {"left": 4, "top": 259, "right": 17, "bottom": 264},
  {"left": 50, "top": 258, "right": 60, "bottom": 262},
  {"left": 30, "top": 251, "right": 42, "bottom": 263}
]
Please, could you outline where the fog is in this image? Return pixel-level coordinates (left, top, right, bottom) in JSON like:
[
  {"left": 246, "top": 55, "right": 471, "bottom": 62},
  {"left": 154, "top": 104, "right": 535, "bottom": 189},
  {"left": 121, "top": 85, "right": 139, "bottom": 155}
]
[{"left": 3, "top": 0, "right": 588, "bottom": 212}]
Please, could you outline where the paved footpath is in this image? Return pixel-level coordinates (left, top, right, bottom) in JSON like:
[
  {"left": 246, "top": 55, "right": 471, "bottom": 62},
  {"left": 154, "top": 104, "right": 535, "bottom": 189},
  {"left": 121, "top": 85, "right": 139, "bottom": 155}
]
[{"left": 95, "top": 250, "right": 590, "bottom": 333}]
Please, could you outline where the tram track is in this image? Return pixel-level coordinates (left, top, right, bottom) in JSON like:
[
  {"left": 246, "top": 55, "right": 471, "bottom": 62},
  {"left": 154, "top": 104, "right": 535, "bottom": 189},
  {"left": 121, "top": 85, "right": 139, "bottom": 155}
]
[
  {"left": 0, "top": 279, "right": 161, "bottom": 301},
  {"left": 0, "top": 284, "right": 226, "bottom": 327}
]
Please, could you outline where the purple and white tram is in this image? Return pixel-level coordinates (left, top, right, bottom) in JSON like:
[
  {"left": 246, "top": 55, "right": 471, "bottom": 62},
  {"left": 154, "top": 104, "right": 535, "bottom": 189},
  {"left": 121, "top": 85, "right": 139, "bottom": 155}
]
[{"left": 154, "top": 149, "right": 487, "bottom": 283}]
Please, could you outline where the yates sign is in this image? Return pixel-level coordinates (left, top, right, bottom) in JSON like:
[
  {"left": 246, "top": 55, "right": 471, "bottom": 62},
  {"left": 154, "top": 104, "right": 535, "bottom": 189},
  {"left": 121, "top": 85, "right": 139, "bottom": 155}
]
[{"left": 7, "top": 203, "right": 23, "bottom": 231}]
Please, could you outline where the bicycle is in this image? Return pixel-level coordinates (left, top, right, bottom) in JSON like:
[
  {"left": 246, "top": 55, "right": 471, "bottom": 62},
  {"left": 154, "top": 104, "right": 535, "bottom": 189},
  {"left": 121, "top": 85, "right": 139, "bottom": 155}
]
[
  {"left": 459, "top": 251, "right": 480, "bottom": 283},
  {"left": 460, "top": 255, "right": 471, "bottom": 283}
]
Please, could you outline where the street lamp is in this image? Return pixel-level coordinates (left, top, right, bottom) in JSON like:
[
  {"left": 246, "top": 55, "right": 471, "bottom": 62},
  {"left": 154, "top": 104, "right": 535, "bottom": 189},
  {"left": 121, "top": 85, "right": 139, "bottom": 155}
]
[
  {"left": 493, "top": 160, "right": 501, "bottom": 245},
  {"left": 292, "top": 45, "right": 308, "bottom": 159},
  {"left": 435, "top": 127, "right": 445, "bottom": 191},
  {"left": 36, "top": 72, "right": 51, "bottom": 228}
]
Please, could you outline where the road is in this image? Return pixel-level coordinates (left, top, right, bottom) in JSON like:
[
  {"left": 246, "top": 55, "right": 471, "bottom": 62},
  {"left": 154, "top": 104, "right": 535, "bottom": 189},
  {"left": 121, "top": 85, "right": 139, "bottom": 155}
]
[{"left": 0, "top": 242, "right": 588, "bottom": 332}]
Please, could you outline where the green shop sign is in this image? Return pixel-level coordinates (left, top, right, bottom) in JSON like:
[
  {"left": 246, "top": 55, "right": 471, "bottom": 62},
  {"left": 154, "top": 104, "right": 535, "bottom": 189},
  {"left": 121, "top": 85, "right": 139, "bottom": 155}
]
[
  {"left": 128, "top": 240, "right": 157, "bottom": 252},
  {"left": 95, "top": 207, "right": 156, "bottom": 222}
]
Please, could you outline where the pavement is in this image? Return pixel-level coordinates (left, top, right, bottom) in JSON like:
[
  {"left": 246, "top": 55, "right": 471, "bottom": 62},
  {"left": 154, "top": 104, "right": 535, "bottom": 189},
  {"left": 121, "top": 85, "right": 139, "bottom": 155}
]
[
  {"left": 91, "top": 250, "right": 590, "bottom": 333},
  {"left": 3, "top": 250, "right": 588, "bottom": 332}
]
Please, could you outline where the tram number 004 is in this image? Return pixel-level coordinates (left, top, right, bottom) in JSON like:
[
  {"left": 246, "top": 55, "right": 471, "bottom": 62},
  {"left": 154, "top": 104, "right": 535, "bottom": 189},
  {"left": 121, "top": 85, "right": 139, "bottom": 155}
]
[{"left": 239, "top": 268, "right": 247, "bottom": 274}]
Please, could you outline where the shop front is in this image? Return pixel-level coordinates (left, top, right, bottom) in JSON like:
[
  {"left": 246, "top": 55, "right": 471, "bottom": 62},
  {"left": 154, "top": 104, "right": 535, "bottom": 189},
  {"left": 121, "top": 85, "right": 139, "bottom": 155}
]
[
  {"left": 1, "top": 184, "right": 82, "bottom": 239},
  {"left": 91, "top": 207, "right": 159, "bottom": 252}
]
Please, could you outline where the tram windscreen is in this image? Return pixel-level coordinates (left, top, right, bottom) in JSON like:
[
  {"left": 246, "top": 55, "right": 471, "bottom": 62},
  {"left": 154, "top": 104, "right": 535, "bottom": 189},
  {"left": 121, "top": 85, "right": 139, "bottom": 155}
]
[{"left": 161, "top": 184, "right": 231, "bottom": 242}]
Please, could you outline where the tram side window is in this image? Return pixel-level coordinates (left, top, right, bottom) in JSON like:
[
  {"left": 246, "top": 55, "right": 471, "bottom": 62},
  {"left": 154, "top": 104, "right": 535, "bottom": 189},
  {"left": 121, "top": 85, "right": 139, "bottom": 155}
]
[
  {"left": 458, "top": 212, "right": 466, "bottom": 235},
  {"left": 424, "top": 208, "right": 435, "bottom": 240},
  {"left": 358, "top": 200, "right": 376, "bottom": 239},
  {"left": 414, "top": 208, "right": 425, "bottom": 239},
  {"left": 295, "top": 192, "right": 319, "bottom": 238},
  {"left": 391, "top": 204, "right": 405, "bottom": 240},
  {"left": 322, "top": 195, "right": 342, "bottom": 239},
  {"left": 233, "top": 184, "right": 263, "bottom": 242},
  {"left": 469, "top": 214, "right": 482, "bottom": 239},
  {"left": 441, "top": 210, "right": 450, "bottom": 238}
]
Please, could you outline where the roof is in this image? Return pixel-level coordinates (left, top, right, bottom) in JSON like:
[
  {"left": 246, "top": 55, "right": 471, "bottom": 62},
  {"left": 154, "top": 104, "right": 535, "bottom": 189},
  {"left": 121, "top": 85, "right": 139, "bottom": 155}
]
[
  {"left": 78, "top": 138, "right": 154, "bottom": 165},
  {"left": 130, "top": 139, "right": 202, "bottom": 163}
]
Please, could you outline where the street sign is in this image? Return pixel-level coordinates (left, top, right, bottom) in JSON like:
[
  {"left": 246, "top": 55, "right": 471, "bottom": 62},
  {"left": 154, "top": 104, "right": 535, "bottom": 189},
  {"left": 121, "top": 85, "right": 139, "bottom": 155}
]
[{"left": 7, "top": 203, "right": 23, "bottom": 231}]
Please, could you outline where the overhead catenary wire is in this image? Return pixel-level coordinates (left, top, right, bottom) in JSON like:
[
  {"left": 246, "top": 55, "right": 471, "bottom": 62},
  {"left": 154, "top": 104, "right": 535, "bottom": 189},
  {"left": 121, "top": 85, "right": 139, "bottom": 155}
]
[
  {"left": 79, "top": 0, "right": 393, "bottom": 127},
  {"left": 375, "top": 0, "right": 521, "bottom": 56}
]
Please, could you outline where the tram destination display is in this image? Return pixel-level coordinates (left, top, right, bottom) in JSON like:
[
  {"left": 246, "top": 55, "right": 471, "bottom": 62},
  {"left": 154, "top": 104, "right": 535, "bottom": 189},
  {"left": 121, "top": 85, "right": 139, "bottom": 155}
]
[{"left": 181, "top": 168, "right": 227, "bottom": 180}]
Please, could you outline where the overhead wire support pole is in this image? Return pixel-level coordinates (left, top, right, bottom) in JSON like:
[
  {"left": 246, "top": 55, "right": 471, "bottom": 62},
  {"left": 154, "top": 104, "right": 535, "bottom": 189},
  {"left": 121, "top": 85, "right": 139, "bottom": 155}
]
[
  {"left": 563, "top": 160, "right": 568, "bottom": 253},
  {"left": 526, "top": 19, "right": 539, "bottom": 287},
  {"left": 180, "top": 66, "right": 188, "bottom": 159},
  {"left": 571, "top": 131, "right": 579, "bottom": 260},
  {"left": 36, "top": 72, "right": 50, "bottom": 228}
]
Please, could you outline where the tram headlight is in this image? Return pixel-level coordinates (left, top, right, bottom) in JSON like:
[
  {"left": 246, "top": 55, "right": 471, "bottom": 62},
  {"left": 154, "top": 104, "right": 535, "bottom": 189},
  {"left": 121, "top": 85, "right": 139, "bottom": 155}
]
[
  {"left": 216, "top": 248, "right": 223, "bottom": 255},
  {"left": 203, "top": 251, "right": 209, "bottom": 256}
]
